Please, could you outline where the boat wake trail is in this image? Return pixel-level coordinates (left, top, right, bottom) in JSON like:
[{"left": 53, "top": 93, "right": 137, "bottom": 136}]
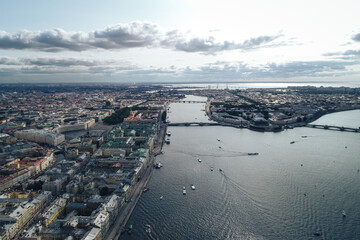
[
  {"left": 219, "top": 170, "right": 271, "bottom": 216},
  {"left": 172, "top": 149, "right": 248, "bottom": 158}
]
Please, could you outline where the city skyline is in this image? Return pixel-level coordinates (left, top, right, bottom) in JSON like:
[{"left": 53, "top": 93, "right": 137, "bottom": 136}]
[{"left": 1, "top": 0, "right": 360, "bottom": 84}]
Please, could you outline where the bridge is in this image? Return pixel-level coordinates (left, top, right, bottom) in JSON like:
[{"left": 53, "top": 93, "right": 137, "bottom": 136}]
[
  {"left": 306, "top": 124, "right": 359, "bottom": 133},
  {"left": 168, "top": 122, "right": 221, "bottom": 126},
  {"left": 173, "top": 100, "right": 207, "bottom": 103}
]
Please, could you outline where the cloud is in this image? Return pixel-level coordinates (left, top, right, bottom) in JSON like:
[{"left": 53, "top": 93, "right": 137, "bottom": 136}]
[
  {"left": 323, "top": 48, "right": 360, "bottom": 60},
  {"left": 0, "top": 56, "right": 126, "bottom": 67},
  {"left": 1, "top": 56, "right": 357, "bottom": 83},
  {"left": 182, "top": 60, "right": 358, "bottom": 80},
  {"left": 0, "top": 21, "right": 282, "bottom": 54},
  {"left": 352, "top": 33, "right": 360, "bottom": 42},
  {"left": 161, "top": 30, "right": 282, "bottom": 54}
]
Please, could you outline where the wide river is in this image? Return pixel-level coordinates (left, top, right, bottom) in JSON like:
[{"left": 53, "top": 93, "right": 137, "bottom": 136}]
[{"left": 121, "top": 95, "right": 360, "bottom": 240}]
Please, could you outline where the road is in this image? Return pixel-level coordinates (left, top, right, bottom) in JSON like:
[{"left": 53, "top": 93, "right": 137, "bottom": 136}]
[{"left": 105, "top": 121, "right": 167, "bottom": 240}]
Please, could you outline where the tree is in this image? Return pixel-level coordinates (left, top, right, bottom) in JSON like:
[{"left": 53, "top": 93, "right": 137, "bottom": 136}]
[
  {"left": 161, "top": 111, "right": 167, "bottom": 123},
  {"left": 103, "top": 107, "right": 131, "bottom": 124}
]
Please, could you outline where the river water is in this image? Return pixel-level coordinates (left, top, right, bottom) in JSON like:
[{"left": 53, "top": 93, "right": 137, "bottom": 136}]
[{"left": 121, "top": 96, "right": 360, "bottom": 240}]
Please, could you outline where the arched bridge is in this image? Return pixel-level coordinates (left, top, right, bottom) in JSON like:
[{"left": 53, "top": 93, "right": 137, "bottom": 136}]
[
  {"left": 168, "top": 122, "right": 220, "bottom": 126},
  {"left": 307, "top": 124, "right": 359, "bottom": 133}
]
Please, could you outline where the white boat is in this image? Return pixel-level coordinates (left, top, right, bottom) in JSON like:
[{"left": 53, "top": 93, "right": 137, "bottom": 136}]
[
  {"left": 191, "top": 184, "right": 195, "bottom": 190},
  {"left": 342, "top": 209, "right": 346, "bottom": 217},
  {"left": 145, "top": 224, "right": 151, "bottom": 233},
  {"left": 183, "top": 186, "right": 186, "bottom": 195},
  {"left": 197, "top": 158, "right": 202, "bottom": 162},
  {"left": 210, "top": 167, "right": 214, "bottom": 171},
  {"left": 166, "top": 131, "right": 171, "bottom": 136},
  {"left": 160, "top": 196, "right": 163, "bottom": 200},
  {"left": 155, "top": 162, "right": 163, "bottom": 168}
]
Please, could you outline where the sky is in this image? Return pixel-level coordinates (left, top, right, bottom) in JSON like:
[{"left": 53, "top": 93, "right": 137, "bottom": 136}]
[{"left": 0, "top": 0, "right": 360, "bottom": 84}]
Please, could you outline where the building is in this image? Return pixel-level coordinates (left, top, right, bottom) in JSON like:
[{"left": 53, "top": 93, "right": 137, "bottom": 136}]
[{"left": 15, "top": 129, "right": 65, "bottom": 146}]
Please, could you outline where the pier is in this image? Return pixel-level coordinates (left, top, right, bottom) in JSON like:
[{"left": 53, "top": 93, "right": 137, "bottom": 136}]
[
  {"left": 168, "top": 122, "right": 221, "bottom": 126},
  {"left": 306, "top": 124, "right": 359, "bottom": 132}
]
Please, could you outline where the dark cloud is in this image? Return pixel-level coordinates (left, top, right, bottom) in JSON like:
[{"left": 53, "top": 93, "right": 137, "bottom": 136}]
[
  {"left": 0, "top": 21, "right": 282, "bottom": 54},
  {"left": 352, "top": 33, "right": 360, "bottom": 42},
  {"left": 0, "top": 57, "right": 121, "bottom": 67}
]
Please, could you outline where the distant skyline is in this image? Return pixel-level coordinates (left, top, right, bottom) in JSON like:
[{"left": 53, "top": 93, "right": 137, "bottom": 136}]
[{"left": 0, "top": 0, "right": 360, "bottom": 84}]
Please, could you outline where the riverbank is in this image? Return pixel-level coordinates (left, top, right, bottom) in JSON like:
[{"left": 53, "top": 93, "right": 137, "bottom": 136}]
[
  {"left": 207, "top": 105, "right": 360, "bottom": 132},
  {"left": 104, "top": 121, "right": 167, "bottom": 240}
]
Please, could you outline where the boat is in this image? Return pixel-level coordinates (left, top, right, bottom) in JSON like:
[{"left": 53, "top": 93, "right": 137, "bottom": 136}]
[
  {"left": 301, "top": 136, "right": 308, "bottom": 138},
  {"left": 143, "top": 187, "right": 149, "bottom": 192},
  {"left": 191, "top": 184, "right": 195, "bottom": 190},
  {"left": 290, "top": 141, "right": 295, "bottom": 144},
  {"left": 197, "top": 158, "right": 202, "bottom": 163},
  {"left": 155, "top": 162, "right": 163, "bottom": 169},
  {"left": 217, "top": 139, "right": 221, "bottom": 141},
  {"left": 145, "top": 224, "right": 151, "bottom": 233},
  {"left": 127, "top": 224, "right": 133, "bottom": 235},
  {"left": 210, "top": 167, "right": 214, "bottom": 171},
  {"left": 165, "top": 138, "right": 170, "bottom": 144},
  {"left": 160, "top": 196, "right": 163, "bottom": 200},
  {"left": 342, "top": 209, "right": 346, "bottom": 217},
  {"left": 166, "top": 131, "right": 171, "bottom": 136},
  {"left": 219, "top": 168, "right": 223, "bottom": 172},
  {"left": 248, "top": 152, "right": 259, "bottom": 155},
  {"left": 183, "top": 186, "right": 186, "bottom": 195},
  {"left": 219, "top": 146, "right": 222, "bottom": 149}
]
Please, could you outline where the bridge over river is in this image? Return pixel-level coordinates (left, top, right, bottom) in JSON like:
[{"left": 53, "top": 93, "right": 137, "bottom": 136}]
[
  {"left": 306, "top": 124, "right": 359, "bottom": 133},
  {"left": 168, "top": 122, "right": 221, "bottom": 126},
  {"left": 172, "top": 100, "right": 207, "bottom": 103}
]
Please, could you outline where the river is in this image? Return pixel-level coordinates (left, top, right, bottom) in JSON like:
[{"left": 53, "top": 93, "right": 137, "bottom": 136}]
[{"left": 121, "top": 95, "right": 360, "bottom": 240}]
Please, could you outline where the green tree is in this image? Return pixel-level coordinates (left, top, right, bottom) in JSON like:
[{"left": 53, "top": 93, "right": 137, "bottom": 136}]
[
  {"left": 161, "top": 111, "right": 167, "bottom": 122},
  {"left": 103, "top": 107, "right": 131, "bottom": 124}
]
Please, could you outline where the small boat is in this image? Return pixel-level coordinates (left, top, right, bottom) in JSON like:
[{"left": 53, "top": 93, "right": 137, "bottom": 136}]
[
  {"left": 219, "top": 146, "right": 222, "bottom": 149},
  {"left": 155, "top": 162, "right": 163, "bottom": 169},
  {"left": 219, "top": 168, "right": 223, "bottom": 172},
  {"left": 191, "top": 184, "right": 195, "bottom": 190},
  {"left": 145, "top": 224, "right": 151, "bottom": 233},
  {"left": 160, "top": 196, "right": 163, "bottom": 200},
  {"left": 165, "top": 138, "right": 170, "bottom": 144},
  {"left": 166, "top": 131, "right": 171, "bottom": 136},
  {"left": 197, "top": 158, "right": 202, "bottom": 163},
  {"left": 143, "top": 187, "right": 149, "bottom": 192},
  {"left": 248, "top": 152, "right": 259, "bottom": 155},
  {"left": 301, "top": 136, "right": 307, "bottom": 138},
  {"left": 290, "top": 141, "right": 295, "bottom": 144},
  {"left": 127, "top": 224, "right": 133, "bottom": 235},
  {"left": 210, "top": 167, "right": 214, "bottom": 171},
  {"left": 342, "top": 209, "right": 346, "bottom": 217},
  {"left": 183, "top": 186, "right": 186, "bottom": 195},
  {"left": 217, "top": 139, "right": 221, "bottom": 141}
]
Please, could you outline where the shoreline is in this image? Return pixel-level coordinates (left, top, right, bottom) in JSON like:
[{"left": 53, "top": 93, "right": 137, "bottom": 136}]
[
  {"left": 208, "top": 107, "right": 360, "bottom": 133},
  {"left": 104, "top": 121, "right": 167, "bottom": 240}
]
